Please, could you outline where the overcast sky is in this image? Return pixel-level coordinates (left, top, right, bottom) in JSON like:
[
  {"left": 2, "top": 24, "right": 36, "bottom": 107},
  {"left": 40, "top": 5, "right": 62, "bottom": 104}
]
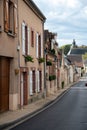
[{"left": 33, "top": 0, "right": 87, "bottom": 47}]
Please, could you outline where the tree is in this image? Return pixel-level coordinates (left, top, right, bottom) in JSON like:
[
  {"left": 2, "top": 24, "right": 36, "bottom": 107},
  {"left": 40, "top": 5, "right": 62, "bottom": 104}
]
[
  {"left": 82, "top": 53, "right": 87, "bottom": 60},
  {"left": 60, "top": 44, "right": 71, "bottom": 55}
]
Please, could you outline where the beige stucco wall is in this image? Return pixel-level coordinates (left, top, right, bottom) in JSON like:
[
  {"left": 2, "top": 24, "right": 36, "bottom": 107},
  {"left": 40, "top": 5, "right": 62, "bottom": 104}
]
[
  {"left": 18, "top": 0, "right": 45, "bottom": 103},
  {"left": 18, "top": 1, "right": 44, "bottom": 65},
  {"left": 0, "top": 0, "right": 19, "bottom": 110}
]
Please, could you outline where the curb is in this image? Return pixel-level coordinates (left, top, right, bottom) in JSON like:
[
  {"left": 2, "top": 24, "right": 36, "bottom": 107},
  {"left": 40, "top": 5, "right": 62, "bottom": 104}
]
[{"left": 0, "top": 82, "right": 78, "bottom": 130}]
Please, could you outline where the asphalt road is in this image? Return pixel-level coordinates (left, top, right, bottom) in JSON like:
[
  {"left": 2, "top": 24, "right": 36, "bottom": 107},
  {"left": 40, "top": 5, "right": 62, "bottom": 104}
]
[{"left": 10, "top": 78, "right": 87, "bottom": 130}]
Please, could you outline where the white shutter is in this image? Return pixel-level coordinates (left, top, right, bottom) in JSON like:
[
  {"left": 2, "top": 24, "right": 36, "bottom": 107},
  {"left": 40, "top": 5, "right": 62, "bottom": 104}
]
[
  {"left": 37, "top": 71, "right": 40, "bottom": 92},
  {"left": 22, "top": 22, "right": 25, "bottom": 55},
  {"left": 41, "top": 35, "right": 43, "bottom": 58},
  {"left": 35, "top": 70, "right": 37, "bottom": 93},
  {"left": 42, "top": 70, "right": 43, "bottom": 89},
  {"left": 36, "top": 32, "right": 39, "bottom": 58},
  {"left": 29, "top": 71, "right": 33, "bottom": 95},
  {"left": 27, "top": 27, "right": 30, "bottom": 55}
]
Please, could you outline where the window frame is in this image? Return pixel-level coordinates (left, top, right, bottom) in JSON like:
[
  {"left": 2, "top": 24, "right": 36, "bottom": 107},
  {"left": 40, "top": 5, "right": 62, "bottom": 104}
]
[{"left": 4, "top": 0, "right": 17, "bottom": 36}]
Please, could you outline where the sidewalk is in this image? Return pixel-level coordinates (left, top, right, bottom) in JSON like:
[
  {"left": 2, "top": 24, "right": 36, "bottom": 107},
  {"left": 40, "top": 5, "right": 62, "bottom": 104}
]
[{"left": 0, "top": 84, "right": 75, "bottom": 129}]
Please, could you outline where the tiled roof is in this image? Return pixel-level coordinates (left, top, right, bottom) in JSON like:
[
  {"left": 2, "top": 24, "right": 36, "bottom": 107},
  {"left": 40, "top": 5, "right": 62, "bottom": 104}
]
[
  {"left": 67, "top": 55, "right": 83, "bottom": 67},
  {"left": 70, "top": 48, "right": 87, "bottom": 55}
]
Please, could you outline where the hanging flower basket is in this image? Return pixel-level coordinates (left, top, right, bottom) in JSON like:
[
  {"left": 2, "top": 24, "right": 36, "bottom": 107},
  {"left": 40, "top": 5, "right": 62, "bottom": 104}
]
[
  {"left": 38, "top": 57, "right": 45, "bottom": 64},
  {"left": 46, "top": 61, "right": 52, "bottom": 66},
  {"left": 49, "top": 75, "right": 56, "bottom": 81},
  {"left": 25, "top": 55, "right": 34, "bottom": 62}
]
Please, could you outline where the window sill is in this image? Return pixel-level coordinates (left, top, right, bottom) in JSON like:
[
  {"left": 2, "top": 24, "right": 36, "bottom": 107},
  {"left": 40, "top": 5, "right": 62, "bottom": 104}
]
[{"left": 7, "top": 32, "right": 16, "bottom": 38}]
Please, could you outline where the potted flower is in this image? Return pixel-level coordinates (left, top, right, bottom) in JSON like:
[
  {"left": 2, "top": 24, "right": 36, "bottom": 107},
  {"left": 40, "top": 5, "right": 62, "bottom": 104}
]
[
  {"left": 38, "top": 57, "right": 45, "bottom": 64},
  {"left": 46, "top": 61, "right": 52, "bottom": 66},
  {"left": 25, "top": 55, "right": 34, "bottom": 62}
]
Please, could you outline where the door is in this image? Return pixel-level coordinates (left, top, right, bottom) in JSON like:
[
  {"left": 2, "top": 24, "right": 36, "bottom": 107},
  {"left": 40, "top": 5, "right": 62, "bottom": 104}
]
[
  {"left": 21, "top": 72, "right": 27, "bottom": 107},
  {"left": 0, "top": 57, "right": 10, "bottom": 112}
]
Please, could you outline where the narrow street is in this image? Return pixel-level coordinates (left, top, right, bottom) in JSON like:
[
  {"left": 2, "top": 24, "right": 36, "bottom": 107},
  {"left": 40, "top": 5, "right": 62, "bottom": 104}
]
[{"left": 10, "top": 77, "right": 87, "bottom": 130}]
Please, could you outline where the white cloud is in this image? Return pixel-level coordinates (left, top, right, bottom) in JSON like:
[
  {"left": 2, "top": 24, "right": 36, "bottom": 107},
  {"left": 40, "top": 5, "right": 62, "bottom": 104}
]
[{"left": 33, "top": 0, "right": 87, "bottom": 46}]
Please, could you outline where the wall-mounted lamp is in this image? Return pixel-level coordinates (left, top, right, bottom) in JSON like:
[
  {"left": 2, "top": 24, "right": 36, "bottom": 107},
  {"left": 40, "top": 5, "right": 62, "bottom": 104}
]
[{"left": 17, "top": 45, "right": 20, "bottom": 51}]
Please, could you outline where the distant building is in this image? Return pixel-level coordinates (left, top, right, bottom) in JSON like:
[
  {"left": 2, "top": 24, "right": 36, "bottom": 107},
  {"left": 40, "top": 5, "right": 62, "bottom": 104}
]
[
  {"left": 44, "top": 30, "right": 58, "bottom": 95},
  {"left": 67, "top": 42, "right": 86, "bottom": 78}
]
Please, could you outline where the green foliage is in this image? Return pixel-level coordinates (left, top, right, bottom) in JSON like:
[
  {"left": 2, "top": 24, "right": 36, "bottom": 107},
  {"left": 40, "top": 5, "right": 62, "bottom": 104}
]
[
  {"left": 38, "top": 57, "right": 45, "bottom": 63},
  {"left": 82, "top": 53, "right": 87, "bottom": 60},
  {"left": 49, "top": 75, "right": 56, "bottom": 81},
  {"left": 46, "top": 61, "right": 52, "bottom": 66},
  {"left": 79, "top": 45, "right": 87, "bottom": 48},
  {"left": 60, "top": 44, "right": 71, "bottom": 55},
  {"left": 25, "top": 55, "right": 34, "bottom": 62}
]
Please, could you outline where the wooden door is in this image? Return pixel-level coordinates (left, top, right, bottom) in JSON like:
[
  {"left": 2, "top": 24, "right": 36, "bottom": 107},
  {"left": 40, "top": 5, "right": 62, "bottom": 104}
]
[
  {"left": 23, "top": 72, "right": 27, "bottom": 105},
  {"left": 0, "top": 57, "right": 10, "bottom": 112}
]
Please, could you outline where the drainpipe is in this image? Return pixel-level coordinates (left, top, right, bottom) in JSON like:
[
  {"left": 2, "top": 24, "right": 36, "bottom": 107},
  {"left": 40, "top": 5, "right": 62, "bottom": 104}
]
[
  {"left": 17, "top": 0, "right": 21, "bottom": 109},
  {"left": 43, "top": 23, "right": 47, "bottom": 98}
]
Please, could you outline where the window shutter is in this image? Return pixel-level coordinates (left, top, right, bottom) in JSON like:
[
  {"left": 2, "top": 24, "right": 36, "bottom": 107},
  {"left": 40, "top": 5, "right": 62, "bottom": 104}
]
[
  {"left": 31, "top": 29, "right": 34, "bottom": 47},
  {"left": 27, "top": 27, "right": 30, "bottom": 55},
  {"left": 22, "top": 22, "right": 25, "bottom": 55},
  {"left": 29, "top": 71, "right": 33, "bottom": 95},
  {"left": 25, "top": 25, "right": 28, "bottom": 55},
  {"left": 4, "top": 0, "right": 9, "bottom": 32},
  {"left": 36, "top": 32, "right": 39, "bottom": 58},
  {"left": 41, "top": 35, "right": 43, "bottom": 58},
  {"left": 41, "top": 71, "right": 43, "bottom": 90},
  {"left": 35, "top": 70, "right": 38, "bottom": 93},
  {"left": 14, "top": 3, "right": 17, "bottom": 34},
  {"left": 37, "top": 71, "right": 40, "bottom": 92},
  {"left": 38, "top": 35, "right": 41, "bottom": 57}
]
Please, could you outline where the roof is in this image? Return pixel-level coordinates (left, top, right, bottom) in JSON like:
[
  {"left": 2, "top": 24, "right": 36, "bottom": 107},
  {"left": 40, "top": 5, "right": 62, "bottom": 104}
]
[
  {"left": 67, "top": 55, "right": 83, "bottom": 67},
  {"left": 70, "top": 48, "right": 87, "bottom": 55},
  {"left": 23, "top": 0, "right": 46, "bottom": 22}
]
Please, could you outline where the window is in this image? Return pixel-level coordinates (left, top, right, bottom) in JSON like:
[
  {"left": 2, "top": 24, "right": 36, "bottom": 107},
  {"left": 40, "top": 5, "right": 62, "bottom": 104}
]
[
  {"left": 22, "top": 22, "right": 29, "bottom": 55},
  {"left": 36, "top": 70, "right": 42, "bottom": 93},
  {"left": 29, "top": 70, "right": 36, "bottom": 95},
  {"left": 29, "top": 71, "right": 33, "bottom": 95},
  {"left": 36, "top": 33, "right": 42, "bottom": 58},
  {"left": 38, "top": 35, "right": 41, "bottom": 57},
  {"left": 39, "top": 71, "right": 42, "bottom": 91},
  {"left": 31, "top": 29, "right": 34, "bottom": 47},
  {"left": 4, "top": 0, "right": 17, "bottom": 35},
  {"left": 32, "top": 70, "right": 36, "bottom": 93},
  {"left": 36, "top": 32, "right": 39, "bottom": 58}
]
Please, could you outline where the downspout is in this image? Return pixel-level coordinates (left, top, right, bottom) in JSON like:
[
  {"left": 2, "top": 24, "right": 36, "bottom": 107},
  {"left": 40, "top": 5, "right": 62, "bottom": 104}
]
[
  {"left": 43, "top": 21, "right": 47, "bottom": 98},
  {"left": 17, "top": 0, "right": 21, "bottom": 109}
]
